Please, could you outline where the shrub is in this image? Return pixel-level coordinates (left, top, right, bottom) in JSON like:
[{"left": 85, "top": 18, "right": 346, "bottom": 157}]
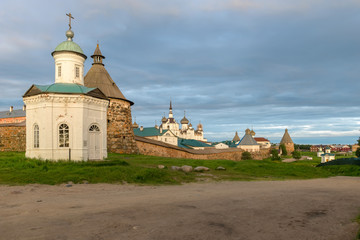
[
  {"left": 292, "top": 151, "right": 301, "bottom": 160},
  {"left": 280, "top": 144, "right": 287, "bottom": 156},
  {"left": 356, "top": 148, "right": 360, "bottom": 158},
  {"left": 271, "top": 149, "right": 281, "bottom": 161},
  {"left": 242, "top": 151, "right": 252, "bottom": 160}
]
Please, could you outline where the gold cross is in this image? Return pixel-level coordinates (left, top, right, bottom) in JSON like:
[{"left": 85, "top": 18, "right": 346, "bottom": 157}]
[{"left": 66, "top": 13, "right": 74, "bottom": 29}]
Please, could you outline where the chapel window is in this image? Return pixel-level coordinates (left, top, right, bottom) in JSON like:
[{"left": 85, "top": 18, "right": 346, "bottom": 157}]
[
  {"left": 34, "top": 124, "right": 39, "bottom": 148},
  {"left": 58, "top": 65, "right": 62, "bottom": 77},
  {"left": 59, "top": 124, "right": 69, "bottom": 147},
  {"left": 89, "top": 124, "right": 100, "bottom": 132},
  {"left": 75, "top": 65, "right": 80, "bottom": 78}
]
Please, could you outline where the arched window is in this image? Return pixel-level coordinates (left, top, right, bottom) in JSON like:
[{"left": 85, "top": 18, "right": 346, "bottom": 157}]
[
  {"left": 89, "top": 125, "right": 100, "bottom": 132},
  {"left": 34, "top": 124, "right": 39, "bottom": 148},
  {"left": 59, "top": 124, "right": 69, "bottom": 147}
]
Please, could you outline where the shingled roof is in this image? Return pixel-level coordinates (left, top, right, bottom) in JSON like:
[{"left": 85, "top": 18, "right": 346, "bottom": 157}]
[
  {"left": 84, "top": 44, "right": 134, "bottom": 105},
  {"left": 238, "top": 129, "right": 259, "bottom": 146},
  {"left": 280, "top": 129, "right": 293, "bottom": 144}
]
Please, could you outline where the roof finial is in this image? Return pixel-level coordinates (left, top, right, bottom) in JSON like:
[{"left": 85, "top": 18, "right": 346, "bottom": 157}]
[
  {"left": 184, "top": 110, "right": 186, "bottom": 117},
  {"left": 66, "top": 13, "right": 74, "bottom": 30},
  {"left": 170, "top": 99, "right": 172, "bottom": 110},
  {"left": 65, "top": 13, "right": 75, "bottom": 41}
]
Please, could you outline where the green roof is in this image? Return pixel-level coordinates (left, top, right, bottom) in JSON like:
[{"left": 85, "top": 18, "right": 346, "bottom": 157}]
[
  {"left": 35, "top": 83, "right": 95, "bottom": 94},
  {"left": 53, "top": 41, "right": 85, "bottom": 56},
  {"left": 133, "top": 127, "right": 168, "bottom": 137},
  {"left": 178, "top": 138, "right": 211, "bottom": 148}
]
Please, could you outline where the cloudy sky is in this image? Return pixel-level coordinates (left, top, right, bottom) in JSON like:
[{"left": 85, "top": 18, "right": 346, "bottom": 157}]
[{"left": 0, "top": 0, "right": 359, "bottom": 144}]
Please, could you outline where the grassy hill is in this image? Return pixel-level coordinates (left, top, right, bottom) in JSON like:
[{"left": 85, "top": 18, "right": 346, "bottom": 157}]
[{"left": 0, "top": 152, "right": 359, "bottom": 185}]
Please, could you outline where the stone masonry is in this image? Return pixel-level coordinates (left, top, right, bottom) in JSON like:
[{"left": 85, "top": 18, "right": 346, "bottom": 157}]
[
  {"left": 0, "top": 124, "right": 26, "bottom": 152},
  {"left": 135, "top": 136, "right": 270, "bottom": 161},
  {"left": 107, "top": 99, "right": 139, "bottom": 154}
]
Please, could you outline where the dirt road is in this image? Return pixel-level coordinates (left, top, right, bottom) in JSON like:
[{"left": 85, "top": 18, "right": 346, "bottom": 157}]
[{"left": 1, "top": 177, "right": 359, "bottom": 240}]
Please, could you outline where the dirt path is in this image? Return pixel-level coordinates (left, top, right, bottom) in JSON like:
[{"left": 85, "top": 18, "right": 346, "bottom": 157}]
[{"left": 1, "top": 177, "right": 359, "bottom": 240}]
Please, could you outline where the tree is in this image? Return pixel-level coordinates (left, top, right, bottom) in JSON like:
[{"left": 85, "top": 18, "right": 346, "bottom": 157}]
[
  {"left": 292, "top": 151, "right": 301, "bottom": 160},
  {"left": 357, "top": 137, "right": 360, "bottom": 146},
  {"left": 270, "top": 149, "right": 281, "bottom": 161},
  {"left": 280, "top": 144, "right": 287, "bottom": 156},
  {"left": 355, "top": 137, "right": 360, "bottom": 158},
  {"left": 242, "top": 151, "right": 252, "bottom": 160}
]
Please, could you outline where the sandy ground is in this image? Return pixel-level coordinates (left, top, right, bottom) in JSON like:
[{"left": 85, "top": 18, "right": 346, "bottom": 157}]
[{"left": 0, "top": 177, "right": 359, "bottom": 240}]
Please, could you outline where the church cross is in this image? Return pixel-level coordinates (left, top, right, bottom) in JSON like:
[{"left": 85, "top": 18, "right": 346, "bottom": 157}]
[{"left": 66, "top": 13, "right": 74, "bottom": 29}]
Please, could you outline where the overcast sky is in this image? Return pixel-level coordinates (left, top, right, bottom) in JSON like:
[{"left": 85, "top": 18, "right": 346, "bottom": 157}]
[{"left": 0, "top": 0, "right": 359, "bottom": 144}]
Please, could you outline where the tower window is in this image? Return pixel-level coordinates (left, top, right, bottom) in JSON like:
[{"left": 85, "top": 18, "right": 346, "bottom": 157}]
[
  {"left": 59, "top": 124, "right": 69, "bottom": 147},
  {"left": 75, "top": 65, "right": 80, "bottom": 78},
  {"left": 58, "top": 65, "right": 61, "bottom": 77},
  {"left": 34, "top": 124, "right": 39, "bottom": 148}
]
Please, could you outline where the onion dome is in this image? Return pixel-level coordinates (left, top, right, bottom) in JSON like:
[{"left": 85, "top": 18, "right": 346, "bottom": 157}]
[
  {"left": 162, "top": 116, "right": 167, "bottom": 123},
  {"left": 250, "top": 129, "right": 255, "bottom": 137},
  {"left": 189, "top": 123, "right": 193, "bottom": 128},
  {"left": 132, "top": 121, "right": 139, "bottom": 129},
  {"left": 245, "top": 128, "right": 251, "bottom": 135},
  {"left": 197, "top": 122, "right": 203, "bottom": 130},
  {"left": 181, "top": 116, "right": 189, "bottom": 124},
  {"left": 52, "top": 29, "right": 86, "bottom": 59}
]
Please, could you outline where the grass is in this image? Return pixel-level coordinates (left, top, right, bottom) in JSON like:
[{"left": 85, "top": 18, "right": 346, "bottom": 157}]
[{"left": 1, "top": 151, "right": 359, "bottom": 185}]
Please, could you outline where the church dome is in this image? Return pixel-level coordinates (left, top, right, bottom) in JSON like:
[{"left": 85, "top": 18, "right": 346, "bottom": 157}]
[
  {"left": 52, "top": 29, "right": 86, "bottom": 59},
  {"left": 132, "top": 121, "right": 139, "bottom": 129},
  {"left": 181, "top": 116, "right": 189, "bottom": 124},
  {"left": 162, "top": 116, "right": 167, "bottom": 123},
  {"left": 250, "top": 130, "right": 255, "bottom": 137},
  {"left": 197, "top": 123, "right": 203, "bottom": 129}
]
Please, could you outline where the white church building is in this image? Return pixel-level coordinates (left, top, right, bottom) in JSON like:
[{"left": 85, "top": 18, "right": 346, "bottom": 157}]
[{"left": 23, "top": 15, "right": 109, "bottom": 161}]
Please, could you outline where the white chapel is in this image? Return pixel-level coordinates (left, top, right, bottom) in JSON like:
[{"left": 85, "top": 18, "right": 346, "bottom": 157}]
[{"left": 23, "top": 14, "right": 109, "bottom": 161}]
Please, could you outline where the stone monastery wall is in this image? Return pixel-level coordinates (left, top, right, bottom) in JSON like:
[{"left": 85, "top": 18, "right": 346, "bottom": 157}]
[
  {"left": 135, "top": 136, "right": 270, "bottom": 161},
  {"left": 0, "top": 124, "right": 26, "bottom": 152},
  {"left": 107, "top": 99, "right": 139, "bottom": 154}
]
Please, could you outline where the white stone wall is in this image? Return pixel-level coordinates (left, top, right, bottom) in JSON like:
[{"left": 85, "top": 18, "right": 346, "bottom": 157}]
[
  {"left": 237, "top": 145, "right": 260, "bottom": 152},
  {"left": 53, "top": 52, "right": 85, "bottom": 85},
  {"left": 24, "top": 94, "right": 108, "bottom": 161}
]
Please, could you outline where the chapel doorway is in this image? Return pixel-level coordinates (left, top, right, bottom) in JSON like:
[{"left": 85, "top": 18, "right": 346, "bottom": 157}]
[{"left": 89, "top": 124, "right": 101, "bottom": 160}]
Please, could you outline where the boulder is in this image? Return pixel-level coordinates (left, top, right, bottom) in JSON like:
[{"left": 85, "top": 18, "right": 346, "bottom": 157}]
[
  {"left": 194, "top": 166, "right": 210, "bottom": 172},
  {"left": 158, "top": 165, "right": 165, "bottom": 169},
  {"left": 216, "top": 166, "right": 226, "bottom": 171},
  {"left": 171, "top": 166, "right": 181, "bottom": 171},
  {"left": 181, "top": 165, "right": 193, "bottom": 173}
]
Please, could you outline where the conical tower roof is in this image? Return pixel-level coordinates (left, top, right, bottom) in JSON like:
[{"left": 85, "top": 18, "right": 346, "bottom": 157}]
[
  {"left": 233, "top": 131, "right": 240, "bottom": 142},
  {"left": 280, "top": 129, "right": 293, "bottom": 144},
  {"left": 239, "top": 129, "right": 259, "bottom": 146},
  {"left": 84, "top": 44, "right": 133, "bottom": 105}
]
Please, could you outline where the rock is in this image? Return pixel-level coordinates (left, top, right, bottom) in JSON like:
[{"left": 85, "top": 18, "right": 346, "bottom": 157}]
[
  {"left": 171, "top": 166, "right": 181, "bottom": 171},
  {"left": 194, "top": 166, "right": 210, "bottom": 172},
  {"left": 158, "top": 165, "right": 165, "bottom": 169},
  {"left": 181, "top": 165, "right": 193, "bottom": 173},
  {"left": 65, "top": 184, "right": 72, "bottom": 187},
  {"left": 216, "top": 166, "right": 226, "bottom": 171}
]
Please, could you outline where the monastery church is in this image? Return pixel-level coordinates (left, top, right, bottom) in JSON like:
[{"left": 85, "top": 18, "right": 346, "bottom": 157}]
[{"left": 22, "top": 14, "right": 138, "bottom": 161}]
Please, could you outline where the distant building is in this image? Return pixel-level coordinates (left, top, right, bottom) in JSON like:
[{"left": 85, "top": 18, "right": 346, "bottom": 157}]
[
  {"left": 213, "top": 142, "right": 229, "bottom": 149},
  {"left": 0, "top": 106, "right": 26, "bottom": 124},
  {"left": 352, "top": 144, "right": 359, "bottom": 152},
  {"left": 237, "top": 129, "right": 260, "bottom": 152},
  {"left": 254, "top": 137, "right": 271, "bottom": 149},
  {"left": 133, "top": 126, "right": 178, "bottom": 146},
  {"left": 329, "top": 144, "right": 350, "bottom": 152},
  {"left": 232, "top": 131, "right": 240, "bottom": 143},
  {"left": 134, "top": 102, "right": 207, "bottom": 143},
  {"left": 317, "top": 146, "right": 324, "bottom": 157},
  {"left": 280, "top": 129, "right": 294, "bottom": 153},
  {"left": 321, "top": 147, "right": 335, "bottom": 163}
]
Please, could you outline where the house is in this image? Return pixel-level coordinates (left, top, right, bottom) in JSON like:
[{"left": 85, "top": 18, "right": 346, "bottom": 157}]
[
  {"left": 321, "top": 147, "right": 335, "bottom": 163},
  {"left": 0, "top": 106, "right": 26, "bottom": 124},
  {"left": 213, "top": 142, "right": 229, "bottom": 149},
  {"left": 254, "top": 137, "right": 271, "bottom": 149}
]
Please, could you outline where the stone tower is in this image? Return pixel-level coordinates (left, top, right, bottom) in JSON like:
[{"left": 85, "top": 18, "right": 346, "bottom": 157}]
[
  {"left": 280, "top": 128, "right": 295, "bottom": 153},
  {"left": 84, "top": 44, "right": 139, "bottom": 154}
]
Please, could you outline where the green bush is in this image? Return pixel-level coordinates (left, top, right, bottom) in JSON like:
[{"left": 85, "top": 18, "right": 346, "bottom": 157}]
[
  {"left": 280, "top": 144, "right": 287, "bottom": 156},
  {"left": 242, "top": 151, "right": 252, "bottom": 160},
  {"left": 271, "top": 149, "right": 281, "bottom": 161},
  {"left": 356, "top": 148, "right": 360, "bottom": 158},
  {"left": 292, "top": 151, "right": 302, "bottom": 160}
]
